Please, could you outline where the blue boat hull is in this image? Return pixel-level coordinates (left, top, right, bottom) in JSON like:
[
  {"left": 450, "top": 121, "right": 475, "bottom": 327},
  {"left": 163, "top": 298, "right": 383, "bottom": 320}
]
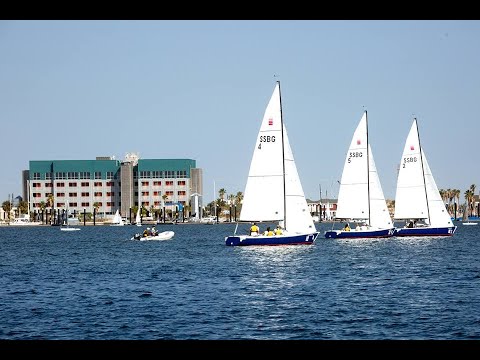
[
  {"left": 394, "top": 226, "right": 457, "bottom": 237},
  {"left": 324, "top": 228, "right": 395, "bottom": 239},
  {"left": 225, "top": 232, "right": 319, "bottom": 246}
]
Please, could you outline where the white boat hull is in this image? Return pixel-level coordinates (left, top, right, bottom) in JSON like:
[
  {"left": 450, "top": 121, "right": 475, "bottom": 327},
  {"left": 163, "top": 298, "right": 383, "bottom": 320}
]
[{"left": 131, "top": 231, "right": 175, "bottom": 241}]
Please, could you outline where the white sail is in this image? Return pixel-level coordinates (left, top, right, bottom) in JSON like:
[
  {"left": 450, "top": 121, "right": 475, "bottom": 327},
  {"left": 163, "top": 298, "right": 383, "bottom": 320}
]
[
  {"left": 335, "top": 112, "right": 392, "bottom": 228},
  {"left": 112, "top": 209, "right": 124, "bottom": 226},
  {"left": 368, "top": 145, "right": 394, "bottom": 228},
  {"left": 239, "top": 82, "right": 315, "bottom": 234},
  {"left": 394, "top": 119, "right": 453, "bottom": 227},
  {"left": 283, "top": 125, "right": 316, "bottom": 233},
  {"left": 135, "top": 207, "right": 141, "bottom": 226},
  {"left": 239, "top": 83, "right": 287, "bottom": 223}
]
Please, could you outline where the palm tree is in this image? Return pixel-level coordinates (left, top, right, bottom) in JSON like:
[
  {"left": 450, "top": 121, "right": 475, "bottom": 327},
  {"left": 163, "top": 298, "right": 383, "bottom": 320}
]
[
  {"left": 2, "top": 200, "right": 12, "bottom": 221},
  {"left": 93, "top": 202, "right": 100, "bottom": 214},
  {"left": 464, "top": 189, "right": 474, "bottom": 220},
  {"left": 47, "top": 193, "right": 54, "bottom": 208},
  {"left": 18, "top": 200, "right": 28, "bottom": 215},
  {"left": 469, "top": 184, "right": 477, "bottom": 216}
]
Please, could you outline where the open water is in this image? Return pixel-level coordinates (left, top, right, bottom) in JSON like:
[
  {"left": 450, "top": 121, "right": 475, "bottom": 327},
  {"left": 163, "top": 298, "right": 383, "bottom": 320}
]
[{"left": 0, "top": 221, "right": 479, "bottom": 340}]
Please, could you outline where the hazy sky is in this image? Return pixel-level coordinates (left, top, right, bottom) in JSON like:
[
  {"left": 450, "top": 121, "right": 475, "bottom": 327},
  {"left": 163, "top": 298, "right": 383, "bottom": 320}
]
[{"left": 1, "top": 20, "right": 479, "bottom": 205}]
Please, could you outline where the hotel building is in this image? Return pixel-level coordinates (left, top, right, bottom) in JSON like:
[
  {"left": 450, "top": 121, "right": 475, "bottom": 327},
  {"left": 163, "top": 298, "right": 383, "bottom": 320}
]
[{"left": 25, "top": 153, "right": 203, "bottom": 219}]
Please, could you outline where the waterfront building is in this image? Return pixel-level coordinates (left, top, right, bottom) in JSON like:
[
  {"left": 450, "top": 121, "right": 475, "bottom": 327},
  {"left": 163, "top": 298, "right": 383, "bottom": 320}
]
[{"left": 24, "top": 153, "right": 203, "bottom": 221}]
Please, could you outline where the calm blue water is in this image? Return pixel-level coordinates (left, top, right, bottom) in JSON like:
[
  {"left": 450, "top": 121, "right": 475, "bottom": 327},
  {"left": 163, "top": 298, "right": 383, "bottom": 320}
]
[{"left": 0, "top": 222, "right": 479, "bottom": 340}]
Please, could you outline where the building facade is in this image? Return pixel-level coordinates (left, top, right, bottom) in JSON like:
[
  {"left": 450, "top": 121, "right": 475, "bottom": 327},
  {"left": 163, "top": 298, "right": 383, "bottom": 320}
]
[{"left": 25, "top": 154, "right": 203, "bottom": 219}]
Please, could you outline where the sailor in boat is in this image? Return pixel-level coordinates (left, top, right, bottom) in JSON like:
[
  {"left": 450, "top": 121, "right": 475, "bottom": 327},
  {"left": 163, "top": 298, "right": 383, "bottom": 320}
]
[
  {"left": 264, "top": 227, "right": 274, "bottom": 236},
  {"left": 143, "top": 227, "right": 151, "bottom": 237},
  {"left": 151, "top": 226, "right": 158, "bottom": 236},
  {"left": 274, "top": 225, "right": 283, "bottom": 235},
  {"left": 250, "top": 223, "right": 260, "bottom": 236},
  {"left": 406, "top": 220, "right": 414, "bottom": 228},
  {"left": 343, "top": 223, "right": 351, "bottom": 231}
]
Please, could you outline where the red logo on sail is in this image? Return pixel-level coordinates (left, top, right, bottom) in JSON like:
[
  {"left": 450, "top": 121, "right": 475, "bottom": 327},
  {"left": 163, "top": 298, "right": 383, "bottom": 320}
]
[
  {"left": 410, "top": 145, "right": 415, "bottom": 150},
  {"left": 357, "top": 139, "right": 361, "bottom": 145},
  {"left": 268, "top": 118, "right": 273, "bottom": 126}
]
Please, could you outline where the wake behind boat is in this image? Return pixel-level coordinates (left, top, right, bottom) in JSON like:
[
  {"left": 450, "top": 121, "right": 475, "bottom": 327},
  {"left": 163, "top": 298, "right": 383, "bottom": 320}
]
[
  {"left": 324, "top": 111, "right": 394, "bottom": 239},
  {"left": 393, "top": 118, "right": 457, "bottom": 237},
  {"left": 225, "top": 81, "right": 319, "bottom": 246}
]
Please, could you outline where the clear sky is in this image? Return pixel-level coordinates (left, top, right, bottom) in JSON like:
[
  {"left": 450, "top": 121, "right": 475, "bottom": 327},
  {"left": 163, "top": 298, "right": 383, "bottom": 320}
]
[{"left": 1, "top": 20, "right": 479, "bottom": 205}]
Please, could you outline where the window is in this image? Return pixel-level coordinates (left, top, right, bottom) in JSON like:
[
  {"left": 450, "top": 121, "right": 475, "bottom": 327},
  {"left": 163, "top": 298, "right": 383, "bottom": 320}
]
[
  {"left": 166, "top": 191, "right": 173, "bottom": 196},
  {"left": 154, "top": 201, "right": 161, "bottom": 206},
  {"left": 56, "top": 183, "right": 65, "bottom": 187},
  {"left": 33, "top": 172, "right": 41, "bottom": 180},
  {"left": 153, "top": 191, "right": 161, "bottom": 196},
  {"left": 106, "top": 181, "right": 114, "bottom": 186},
  {"left": 69, "top": 202, "right": 77, "bottom": 207},
  {"left": 94, "top": 192, "right": 102, "bottom": 197},
  {"left": 153, "top": 181, "right": 161, "bottom": 186},
  {"left": 46, "top": 172, "right": 52, "bottom": 180},
  {"left": 152, "top": 171, "right": 162, "bottom": 178},
  {"left": 106, "top": 202, "right": 114, "bottom": 206},
  {"left": 140, "top": 171, "right": 151, "bottom": 179},
  {"left": 81, "top": 202, "right": 90, "bottom": 207},
  {"left": 55, "top": 172, "right": 66, "bottom": 180},
  {"left": 177, "top": 180, "right": 186, "bottom": 186},
  {"left": 141, "top": 181, "right": 149, "bottom": 186},
  {"left": 95, "top": 172, "right": 102, "bottom": 179},
  {"left": 177, "top": 191, "right": 186, "bottom": 196},
  {"left": 33, "top": 193, "right": 41, "bottom": 198},
  {"left": 106, "top": 192, "right": 114, "bottom": 196},
  {"left": 106, "top": 171, "right": 114, "bottom": 180},
  {"left": 33, "top": 183, "right": 42, "bottom": 188},
  {"left": 45, "top": 183, "right": 52, "bottom": 188},
  {"left": 166, "top": 181, "right": 174, "bottom": 186},
  {"left": 69, "top": 192, "right": 77, "bottom": 197},
  {"left": 141, "top": 191, "right": 149, "bottom": 196},
  {"left": 57, "top": 193, "right": 65, "bottom": 197},
  {"left": 68, "top": 172, "right": 79, "bottom": 179},
  {"left": 81, "top": 192, "right": 90, "bottom": 197},
  {"left": 94, "top": 182, "right": 102, "bottom": 187},
  {"left": 81, "top": 182, "right": 89, "bottom": 187},
  {"left": 79, "top": 172, "right": 90, "bottom": 179},
  {"left": 69, "top": 182, "right": 77, "bottom": 187}
]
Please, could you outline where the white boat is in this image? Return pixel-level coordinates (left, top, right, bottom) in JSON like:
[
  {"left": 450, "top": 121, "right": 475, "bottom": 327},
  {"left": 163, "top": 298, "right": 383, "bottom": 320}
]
[
  {"left": 225, "top": 81, "right": 319, "bottom": 246},
  {"left": 60, "top": 204, "right": 81, "bottom": 231},
  {"left": 10, "top": 214, "right": 41, "bottom": 226},
  {"left": 393, "top": 118, "right": 457, "bottom": 236},
  {"left": 110, "top": 209, "right": 124, "bottom": 226},
  {"left": 200, "top": 216, "right": 217, "bottom": 224},
  {"left": 135, "top": 207, "right": 142, "bottom": 226},
  {"left": 131, "top": 230, "right": 175, "bottom": 241},
  {"left": 325, "top": 111, "right": 395, "bottom": 239}
]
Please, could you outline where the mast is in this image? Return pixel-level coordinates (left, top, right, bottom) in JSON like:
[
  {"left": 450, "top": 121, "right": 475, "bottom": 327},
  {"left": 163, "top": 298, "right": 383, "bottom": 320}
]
[
  {"left": 365, "top": 110, "right": 371, "bottom": 226},
  {"left": 278, "top": 80, "right": 287, "bottom": 230},
  {"left": 415, "top": 118, "right": 431, "bottom": 223}
]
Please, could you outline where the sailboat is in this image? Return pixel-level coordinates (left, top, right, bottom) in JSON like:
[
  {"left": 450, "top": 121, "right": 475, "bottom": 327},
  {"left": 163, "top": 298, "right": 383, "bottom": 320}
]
[
  {"left": 393, "top": 118, "right": 457, "bottom": 236},
  {"left": 324, "top": 111, "right": 395, "bottom": 239},
  {"left": 110, "top": 209, "right": 124, "bottom": 226},
  {"left": 135, "top": 207, "right": 142, "bottom": 226},
  {"left": 225, "top": 81, "right": 319, "bottom": 246},
  {"left": 60, "top": 205, "right": 80, "bottom": 231}
]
